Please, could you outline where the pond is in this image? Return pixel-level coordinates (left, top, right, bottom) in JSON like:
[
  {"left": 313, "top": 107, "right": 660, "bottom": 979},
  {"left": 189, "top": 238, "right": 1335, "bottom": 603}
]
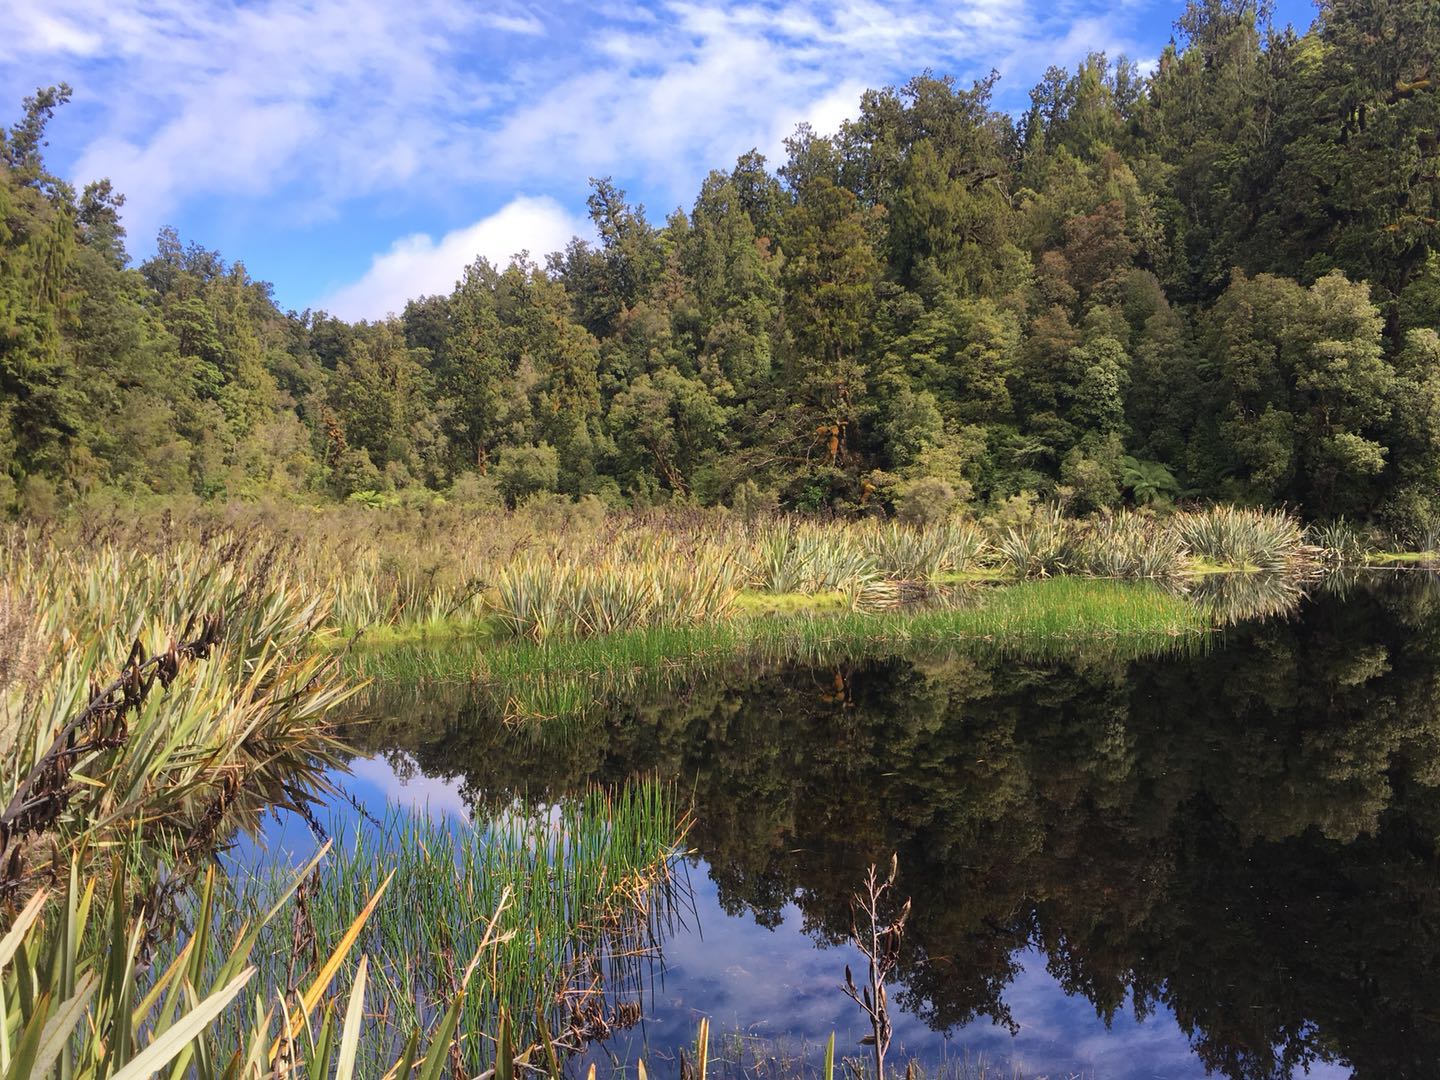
[{"left": 248, "top": 573, "right": 1440, "bottom": 1078}]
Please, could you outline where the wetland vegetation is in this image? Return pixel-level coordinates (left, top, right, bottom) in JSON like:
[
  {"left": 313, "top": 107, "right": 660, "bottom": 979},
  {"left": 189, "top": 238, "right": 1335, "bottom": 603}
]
[
  {"left": 4, "top": 0, "right": 1440, "bottom": 1074},
  {"left": 0, "top": 502, "right": 1426, "bottom": 1077}
]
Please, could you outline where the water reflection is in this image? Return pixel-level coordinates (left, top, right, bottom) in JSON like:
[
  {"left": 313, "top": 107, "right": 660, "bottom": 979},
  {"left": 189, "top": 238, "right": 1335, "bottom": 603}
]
[{"left": 345, "top": 574, "right": 1440, "bottom": 1079}]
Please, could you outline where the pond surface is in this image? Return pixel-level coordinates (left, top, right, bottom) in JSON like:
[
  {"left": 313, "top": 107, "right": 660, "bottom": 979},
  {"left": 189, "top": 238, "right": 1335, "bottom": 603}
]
[{"left": 257, "top": 574, "right": 1440, "bottom": 1078}]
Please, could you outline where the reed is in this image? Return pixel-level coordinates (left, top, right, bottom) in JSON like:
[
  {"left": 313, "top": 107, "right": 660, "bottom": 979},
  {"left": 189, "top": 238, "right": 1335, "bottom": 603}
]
[
  {"left": 221, "top": 780, "right": 687, "bottom": 1073},
  {"left": 0, "top": 845, "right": 518, "bottom": 1078},
  {"left": 16, "top": 502, "right": 1337, "bottom": 651}
]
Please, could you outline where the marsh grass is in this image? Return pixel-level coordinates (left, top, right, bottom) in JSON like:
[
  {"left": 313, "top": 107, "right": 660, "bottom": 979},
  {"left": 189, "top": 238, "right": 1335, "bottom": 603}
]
[
  {"left": 0, "top": 523, "right": 490, "bottom": 1078},
  {"left": 18, "top": 502, "right": 1352, "bottom": 654},
  {"left": 859, "top": 520, "right": 988, "bottom": 581},
  {"left": 748, "top": 522, "right": 886, "bottom": 608},
  {"left": 351, "top": 578, "right": 1216, "bottom": 724},
  {"left": 221, "top": 780, "right": 687, "bottom": 1072}
]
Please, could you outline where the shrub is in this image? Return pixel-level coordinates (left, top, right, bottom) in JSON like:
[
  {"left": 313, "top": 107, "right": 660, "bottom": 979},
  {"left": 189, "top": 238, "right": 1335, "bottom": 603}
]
[
  {"left": 1173, "top": 506, "right": 1306, "bottom": 571},
  {"left": 991, "top": 505, "right": 1077, "bottom": 577},
  {"left": 496, "top": 443, "right": 560, "bottom": 506},
  {"left": 1074, "top": 510, "right": 1187, "bottom": 578},
  {"left": 894, "top": 476, "right": 961, "bottom": 525},
  {"left": 448, "top": 470, "right": 503, "bottom": 508}
]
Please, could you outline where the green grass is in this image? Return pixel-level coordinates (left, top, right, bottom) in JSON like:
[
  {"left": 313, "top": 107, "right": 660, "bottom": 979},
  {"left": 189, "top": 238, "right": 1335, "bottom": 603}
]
[
  {"left": 348, "top": 578, "right": 1216, "bottom": 722},
  {"left": 218, "top": 779, "right": 686, "bottom": 1073},
  {"left": 1368, "top": 551, "right": 1438, "bottom": 564}
]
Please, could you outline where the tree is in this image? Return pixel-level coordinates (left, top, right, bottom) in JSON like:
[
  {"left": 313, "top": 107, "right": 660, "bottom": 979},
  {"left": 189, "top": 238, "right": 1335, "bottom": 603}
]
[
  {"left": 778, "top": 177, "right": 882, "bottom": 493},
  {"left": 1200, "top": 270, "right": 1393, "bottom": 515}
]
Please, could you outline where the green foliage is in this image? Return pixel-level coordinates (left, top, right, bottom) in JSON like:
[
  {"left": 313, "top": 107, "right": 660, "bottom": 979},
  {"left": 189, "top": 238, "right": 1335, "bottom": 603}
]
[
  {"left": 5, "top": 4, "right": 1440, "bottom": 526},
  {"left": 223, "top": 782, "right": 684, "bottom": 1073},
  {"left": 1121, "top": 455, "right": 1180, "bottom": 507},
  {"left": 1172, "top": 505, "right": 1308, "bottom": 571},
  {"left": 495, "top": 443, "right": 560, "bottom": 506}
]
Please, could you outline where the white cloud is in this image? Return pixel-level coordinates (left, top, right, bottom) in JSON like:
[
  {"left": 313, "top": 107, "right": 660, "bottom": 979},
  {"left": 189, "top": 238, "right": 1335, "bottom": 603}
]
[
  {"left": 318, "top": 195, "right": 592, "bottom": 321},
  {"left": 2, "top": 0, "right": 1147, "bottom": 270},
  {"left": 349, "top": 755, "right": 470, "bottom": 821},
  {"left": 8, "top": 12, "right": 104, "bottom": 55},
  {"left": 477, "top": 0, "right": 1098, "bottom": 208},
  {"left": 3, "top": 0, "right": 518, "bottom": 239}
]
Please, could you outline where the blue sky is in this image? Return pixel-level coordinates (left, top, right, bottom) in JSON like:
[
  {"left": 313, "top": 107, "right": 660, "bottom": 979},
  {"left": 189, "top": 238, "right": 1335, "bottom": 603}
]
[{"left": 3, "top": 0, "right": 1317, "bottom": 320}]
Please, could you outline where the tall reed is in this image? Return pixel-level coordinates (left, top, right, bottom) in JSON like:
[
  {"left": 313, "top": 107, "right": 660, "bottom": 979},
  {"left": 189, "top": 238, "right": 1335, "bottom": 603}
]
[{"left": 223, "top": 780, "right": 687, "bottom": 1073}]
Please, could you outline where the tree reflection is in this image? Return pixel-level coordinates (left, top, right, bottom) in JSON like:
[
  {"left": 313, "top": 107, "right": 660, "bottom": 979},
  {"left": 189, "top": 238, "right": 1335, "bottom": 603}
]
[{"left": 349, "top": 575, "right": 1440, "bottom": 1079}]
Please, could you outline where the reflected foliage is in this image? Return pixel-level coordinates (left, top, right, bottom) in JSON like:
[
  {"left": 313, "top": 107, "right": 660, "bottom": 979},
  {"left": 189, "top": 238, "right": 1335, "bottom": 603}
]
[{"left": 352, "top": 576, "right": 1440, "bottom": 1078}]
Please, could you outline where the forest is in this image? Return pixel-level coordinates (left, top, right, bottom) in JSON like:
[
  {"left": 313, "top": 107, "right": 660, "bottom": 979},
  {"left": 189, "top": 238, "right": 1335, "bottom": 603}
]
[{"left": 4, "top": 0, "right": 1440, "bottom": 534}]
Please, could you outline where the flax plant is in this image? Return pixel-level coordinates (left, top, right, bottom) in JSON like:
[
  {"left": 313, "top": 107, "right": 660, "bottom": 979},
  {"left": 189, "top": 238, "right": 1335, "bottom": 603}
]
[
  {"left": 859, "top": 521, "right": 987, "bottom": 581},
  {"left": 1072, "top": 512, "right": 1187, "bottom": 579},
  {"left": 0, "top": 529, "right": 354, "bottom": 903},
  {"left": 989, "top": 507, "right": 1077, "bottom": 578},
  {"left": 495, "top": 552, "right": 741, "bottom": 642},
  {"left": 1171, "top": 506, "right": 1308, "bottom": 571}
]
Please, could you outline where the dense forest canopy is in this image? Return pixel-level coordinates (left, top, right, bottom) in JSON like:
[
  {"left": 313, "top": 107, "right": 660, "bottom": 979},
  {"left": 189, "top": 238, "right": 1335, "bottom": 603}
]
[{"left": 4, "top": 0, "right": 1440, "bottom": 530}]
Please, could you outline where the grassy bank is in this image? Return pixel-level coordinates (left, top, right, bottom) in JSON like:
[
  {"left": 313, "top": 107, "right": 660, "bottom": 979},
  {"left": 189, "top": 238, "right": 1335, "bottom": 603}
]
[{"left": 12, "top": 501, "right": 1340, "bottom": 646}]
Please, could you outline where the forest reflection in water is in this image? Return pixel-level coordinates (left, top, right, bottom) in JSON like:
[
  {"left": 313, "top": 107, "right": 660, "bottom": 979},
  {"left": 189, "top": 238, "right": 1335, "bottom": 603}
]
[{"left": 344, "top": 572, "right": 1440, "bottom": 1079}]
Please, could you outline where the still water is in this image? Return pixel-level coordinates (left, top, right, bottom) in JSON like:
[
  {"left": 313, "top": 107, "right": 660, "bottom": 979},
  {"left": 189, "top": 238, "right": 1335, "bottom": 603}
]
[{"left": 257, "top": 574, "right": 1440, "bottom": 1078}]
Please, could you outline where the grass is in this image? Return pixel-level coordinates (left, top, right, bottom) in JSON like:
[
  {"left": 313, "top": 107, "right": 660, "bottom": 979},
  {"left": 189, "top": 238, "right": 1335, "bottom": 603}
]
[
  {"left": 348, "top": 577, "right": 1219, "bottom": 723},
  {"left": 13, "top": 501, "right": 1351, "bottom": 650},
  {"left": 494, "top": 548, "right": 742, "bottom": 641},
  {"left": 218, "top": 779, "right": 687, "bottom": 1074},
  {"left": 734, "top": 589, "right": 854, "bottom": 614}
]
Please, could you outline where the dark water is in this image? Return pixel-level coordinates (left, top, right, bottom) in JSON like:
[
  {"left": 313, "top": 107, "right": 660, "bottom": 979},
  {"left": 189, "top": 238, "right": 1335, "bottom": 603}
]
[{"left": 263, "top": 574, "right": 1440, "bottom": 1078}]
